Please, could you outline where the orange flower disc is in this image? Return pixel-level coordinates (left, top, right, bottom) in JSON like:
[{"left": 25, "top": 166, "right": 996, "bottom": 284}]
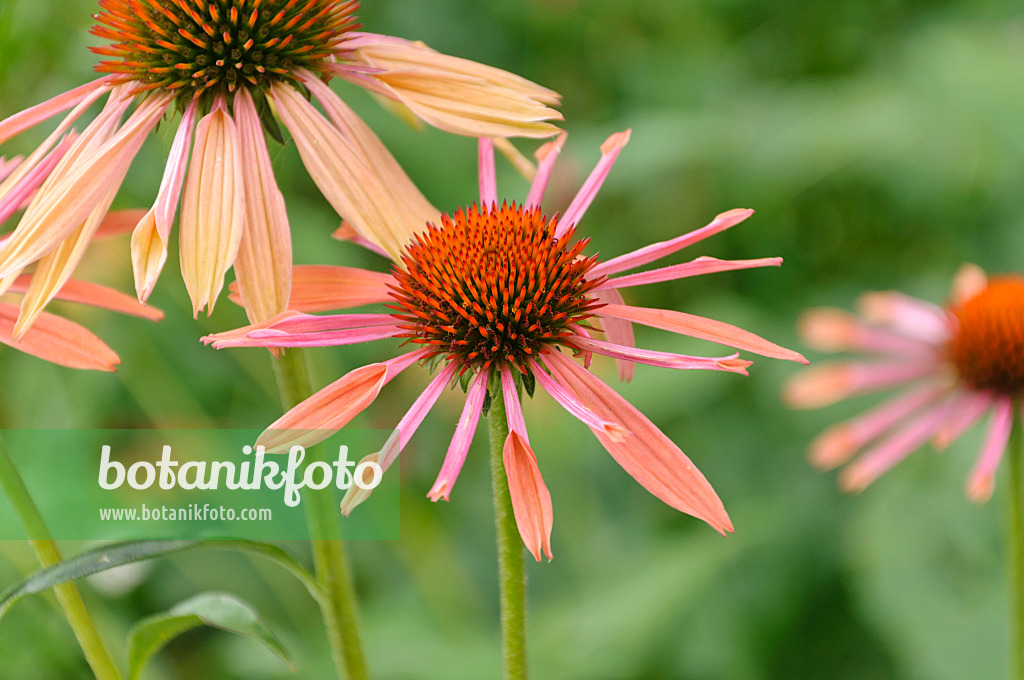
[{"left": 947, "top": 276, "right": 1024, "bottom": 395}]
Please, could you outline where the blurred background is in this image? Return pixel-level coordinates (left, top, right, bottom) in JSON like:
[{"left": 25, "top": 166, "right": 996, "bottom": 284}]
[{"left": 0, "top": 0, "right": 1021, "bottom": 678}]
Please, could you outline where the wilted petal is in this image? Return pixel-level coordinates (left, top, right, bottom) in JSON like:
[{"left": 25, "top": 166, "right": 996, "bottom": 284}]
[
  {"left": 232, "top": 88, "right": 292, "bottom": 324},
  {"left": 256, "top": 350, "right": 427, "bottom": 452},
  {"left": 179, "top": 101, "right": 244, "bottom": 317},
  {"left": 0, "top": 302, "right": 118, "bottom": 371},
  {"left": 543, "top": 349, "right": 733, "bottom": 534},
  {"left": 0, "top": 77, "right": 113, "bottom": 145},
  {"left": 8, "top": 276, "right": 162, "bottom": 321},
  {"left": 503, "top": 431, "right": 554, "bottom": 561},
  {"left": 600, "top": 303, "right": 807, "bottom": 364}
]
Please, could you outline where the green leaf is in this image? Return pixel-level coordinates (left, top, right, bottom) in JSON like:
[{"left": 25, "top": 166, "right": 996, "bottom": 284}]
[
  {"left": 127, "top": 592, "right": 294, "bottom": 680},
  {"left": 0, "top": 540, "right": 320, "bottom": 618}
]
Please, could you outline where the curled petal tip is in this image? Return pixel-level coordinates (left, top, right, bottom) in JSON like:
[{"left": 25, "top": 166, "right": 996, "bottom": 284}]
[
  {"left": 719, "top": 357, "right": 753, "bottom": 374},
  {"left": 600, "top": 129, "right": 631, "bottom": 153},
  {"left": 535, "top": 131, "right": 568, "bottom": 162},
  {"left": 602, "top": 422, "right": 630, "bottom": 444}
]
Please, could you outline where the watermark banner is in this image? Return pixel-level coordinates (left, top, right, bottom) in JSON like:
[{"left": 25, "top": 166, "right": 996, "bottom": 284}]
[{"left": 0, "top": 429, "right": 398, "bottom": 540}]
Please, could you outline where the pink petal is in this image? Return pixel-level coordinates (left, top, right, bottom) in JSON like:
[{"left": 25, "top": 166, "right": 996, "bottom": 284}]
[
  {"left": 600, "top": 303, "right": 807, "bottom": 364},
  {"left": 856, "top": 292, "right": 951, "bottom": 344},
  {"left": 525, "top": 132, "right": 567, "bottom": 209},
  {"left": 228, "top": 264, "right": 394, "bottom": 312},
  {"left": 966, "top": 397, "right": 1014, "bottom": 503},
  {"left": 808, "top": 382, "right": 947, "bottom": 469},
  {"left": 428, "top": 368, "right": 489, "bottom": 502},
  {"left": 839, "top": 397, "right": 962, "bottom": 492},
  {"left": 573, "top": 336, "right": 752, "bottom": 375},
  {"left": 0, "top": 302, "right": 118, "bottom": 371},
  {"left": 593, "top": 288, "right": 635, "bottom": 382},
  {"left": 501, "top": 364, "right": 529, "bottom": 444},
  {"left": 381, "top": 362, "right": 460, "bottom": 470},
  {"left": 235, "top": 324, "right": 402, "bottom": 349},
  {"left": 256, "top": 350, "right": 427, "bottom": 452},
  {"left": 784, "top": 360, "right": 938, "bottom": 409},
  {"left": 478, "top": 137, "right": 496, "bottom": 207},
  {"left": 528, "top": 358, "right": 628, "bottom": 442},
  {"left": 256, "top": 312, "right": 397, "bottom": 334},
  {"left": 543, "top": 349, "right": 733, "bottom": 534},
  {"left": 0, "top": 77, "right": 113, "bottom": 145},
  {"left": 0, "top": 135, "right": 74, "bottom": 226},
  {"left": 591, "top": 209, "right": 755, "bottom": 278},
  {"left": 598, "top": 256, "right": 783, "bottom": 291},
  {"left": 503, "top": 431, "right": 554, "bottom": 561},
  {"left": 556, "top": 130, "right": 630, "bottom": 237},
  {"left": 798, "top": 307, "right": 941, "bottom": 357},
  {"left": 933, "top": 390, "right": 991, "bottom": 450}
]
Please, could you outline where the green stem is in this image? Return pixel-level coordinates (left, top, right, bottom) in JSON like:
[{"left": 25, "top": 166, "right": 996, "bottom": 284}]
[
  {"left": 1010, "top": 412, "right": 1023, "bottom": 680},
  {"left": 272, "top": 348, "right": 370, "bottom": 680},
  {"left": 487, "top": 387, "right": 527, "bottom": 680},
  {"left": 0, "top": 438, "right": 122, "bottom": 680}
]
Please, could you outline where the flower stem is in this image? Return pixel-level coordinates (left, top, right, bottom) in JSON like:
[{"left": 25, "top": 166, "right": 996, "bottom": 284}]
[
  {"left": 487, "top": 387, "right": 528, "bottom": 680},
  {"left": 1010, "top": 412, "right": 1024, "bottom": 680},
  {"left": 272, "top": 348, "right": 370, "bottom": 680},
  {"left": 0, "top": 438, "right": 122, "bottom": 680}
]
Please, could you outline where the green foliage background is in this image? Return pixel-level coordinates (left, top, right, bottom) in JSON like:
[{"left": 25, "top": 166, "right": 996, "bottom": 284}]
[{"left": 0, "top": 0, "right": 1019, "bottom": 678}]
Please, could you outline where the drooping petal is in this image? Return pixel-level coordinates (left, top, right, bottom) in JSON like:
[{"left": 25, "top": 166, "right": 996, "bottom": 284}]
[
  {"left": 593, "top": 288, "right": 635, "bottom": 382},
  {"left": 840, "top": 398, "right": 961, "bottom": 492},
  {"left": 271, "top": 79, "right": 437, "bottom": 261},
  {"left": 808, "top": 382, "right": 947, "bottom": 469},
  {"left": 784, "top": 360, "right": 939, "bottom": 409},
  {"left": 598, "top": 256, "right": 783, "bottom": 291},
  {"left": 572, "top": 336, "right": 752, "bottom": 375},
  {"left": 339, "top": 33, "right": 563, "bottom": 138},
  {"left": 7, "top": 276, "right": 162, "bottom": 321},
  {"left": 256, "top": 350, "right": 427, "bottom": 452},
  {"left": 232, "top": 88, "right": 292, "bottom": 324},
  {"left": 0, "top": 135, "right": 74, "bottom": 226},
  {"left": 178, "top": 100, "right": 244, "bottom": 317},
  {"left": 0, "top": 93, "right": 171, "bottom": 278},
  {"left": 543, "top": 349, "right": 733, "bottom": 534},
  {"left": 428, "top": 368, "right": 489, "bottom": 501},
  {"left": 132, "top": 100, "right": 198, "bottom": 302},
  {"left": 0, "top": 302, "right": 118, "bottom": 371},
  {"left": 0, "top": 77, "right": 113, "bottom": 145},
  {"left": 235, "top": 264, "right": 394, "bottom": 312},
  {"left": 503, "top": 431, "right": 554, "bottom": 561},
  {"left": 590, "top": 209, "right": 755, "bottom": 278},
  {"left": 556, "top": 130, "right": 630, "bottom": 237},
  {"left": 528, "top": 358, "right": 628, "bottom": 442},
  {"left": 600, "top": 303, "right": 807, "bottom": 364},
  {"left": 500, "top": 364, "right": 529, "bottom": 444},
  {"left": 966, "top": 397, "right": 1013, "bottom": 503},
  {"left": 382, "top": 361, "right": 460, "bottom": 470}
]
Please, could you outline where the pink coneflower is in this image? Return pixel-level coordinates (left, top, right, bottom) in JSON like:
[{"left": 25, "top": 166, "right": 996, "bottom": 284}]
[
  {"left": 0, "top": 157, "right": 161, "bottom": 370},
  {"left": 0, "top": 1, "right": 561, "bottom": 332},
  {"left": 206, "top": 132, "right": 805, "bottom": 559},
  {"left": 785, "top": 264, "right": 1024, "bottom": 501}
]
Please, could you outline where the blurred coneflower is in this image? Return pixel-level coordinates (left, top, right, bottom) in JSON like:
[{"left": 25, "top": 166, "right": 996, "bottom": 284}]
[
  {"left": 785, "top": 265, "right": 1024, "bottom": 500},
  {"left": 206, "top": 132, "right": 805, "bottom": 559},
  {"left": 0, "top": 157, "right": 161, "bottom": 370},
  {"left": 0, "top": 0, "right": 561, "bottom": 331}
]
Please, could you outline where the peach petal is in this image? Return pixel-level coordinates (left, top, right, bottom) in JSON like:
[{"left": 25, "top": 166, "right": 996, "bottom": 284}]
[
  {"left": 503, "top": 431, "right": 554, "bottom": 561},
  {"left": 8, "top": 276, "right": 162, "bottom": 321},
  {"left": 951, "top": 263, "right": 987, "bottom": 307},
  {"left": 593, "top": 288, "right": 635, "bottom": 382},
  {"left": 0, "top": 302, "right": 118, "bottom": 371},
  {"left": 784, "top": 360, "right": 936, "bottom": 409},
  {"left": 0, "top": 77, "right": 113, "bottom": 145},
  {"left": 543, "top": 349, "right": 733, "bottom": 535},
  {"left": 229, "top": 264, "right": 394, "bottom": 313},
  {"left": 600, "top": 303, "right": 807, "bottom": 364}
]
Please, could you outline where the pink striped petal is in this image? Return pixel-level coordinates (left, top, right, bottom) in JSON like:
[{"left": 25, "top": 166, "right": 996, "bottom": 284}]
[
  {"left": 0, "top": 77, "right": 113, "bottom": 145},
  {"left": 594, "top": 288, "right": 635, "bottom": 382},
  {"left": 238, "top": 324, "right": 401, "bottom": 349},
  {"left": 525, "top": 132, "right": 567, "bottom": 209},
  {"left": 966, "top": 397, "right": 1013, "bottom": 502},
  {"left": 785, "top": 360, "right": 938, "bottom": 409},
  {"left": 503, "top": 431, "right": 554, "bottom": 561},
  {"left": 179, "top": 100, "right": 244, "bottom": 316},
  {"left": 543, "top": 349, "right": 733, "bottom": 534},
  {"left": 201, "top": 311, "right": 303, "bottom": 347},
  {"left": 478, "top": 137, "right": 497, "bottom": 206},
  {"left": 501, "top": 364, "right": 530, "bottom": 444},
  {"left": 573, "top": 336, "right": 752, "bottom": 375},
  {"left": 809, "top": 382, "right": 947, "bottom": 469},
  {"left": 257, "top": 350, "right": 427, "bottom": 452},
  {"left": 0, "top": 302, "right": 118, "bottom": 371},
  {"left": 258, "top": 312, "right": 397, "bottom": 334},
  {"left": 591, "top": 209, "right": 755, "bottom": 278},
  {"left": 598, "top": 256, "right": 783, "bottom": 291},
  {"left": 856, "top": 292, "right": 951, "bottom": 344},
  {"left": 840, "top": 398, "right": 961, "bottom": 492},
  {"left": 528, "top": 358, "right": 628, "bottom": 442},
  {"left": 229, "top": 264, "right": 394, "bottom": 312},
  {"left": 132, "top": 101, "right": 197, "bottom": 302},
  {"left": 799, "top": 307, "right": 942, "bottom": 357},
  {"left": 933, "top": 390, "right": 991, "bottom": 450},
  {"left": 232, "top": 88, "right": 292, "bottom": 324},
  {"left": 382, "top": 361, "right": 460, "bottom": 469},
  {"left": 600, "top": 303, "right": 807, "bottom": 364},
  {"left": 428, "top": 368, "right": 489, "bottom": 502},
  {"left": 556, "top": 130, "right": 630, "bottom": 237}
]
